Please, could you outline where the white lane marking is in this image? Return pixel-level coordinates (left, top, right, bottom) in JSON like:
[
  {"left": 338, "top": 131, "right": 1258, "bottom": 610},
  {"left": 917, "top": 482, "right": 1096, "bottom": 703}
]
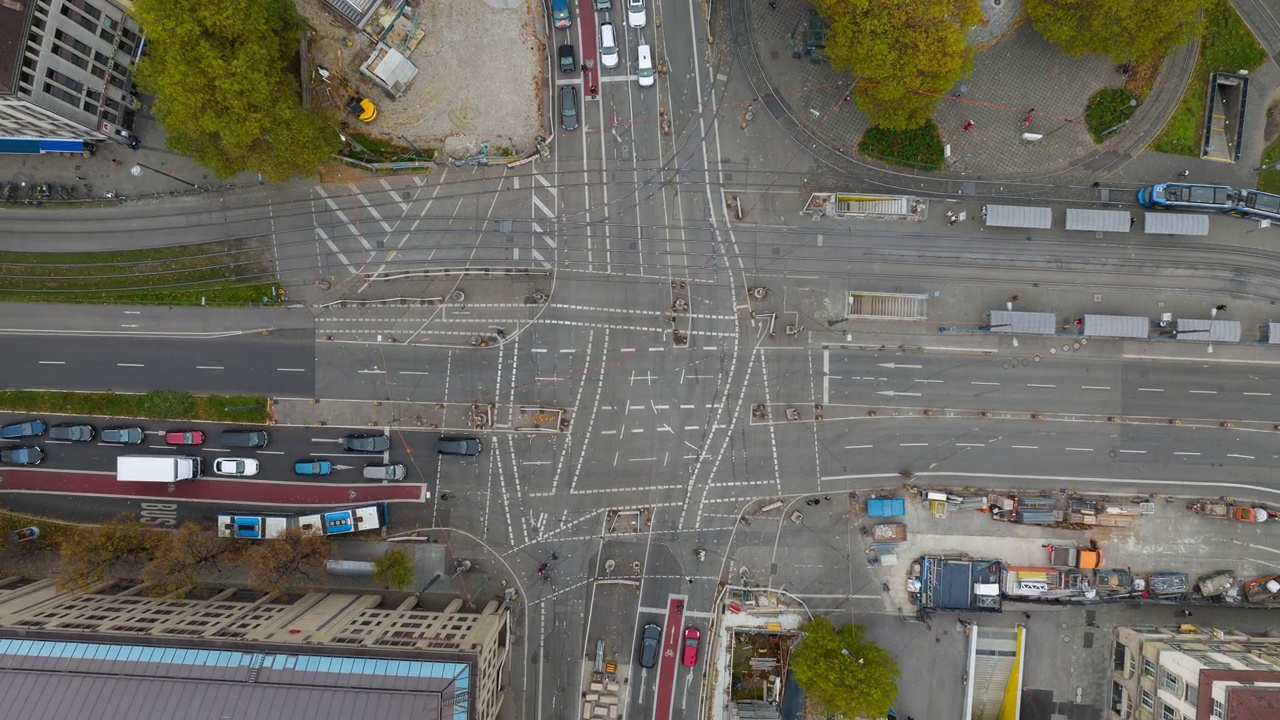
[
  {"left": 532, "top": 348, "right": 548, "bottom": 353},
  {"left": 845, "top": 444, "right": 873, "bottom": 449},
  {"left": 1138, "top": 387, "right": 1164, "bottom": 392},
  {"left": 1081, "top": 386, "right": 1111, "bottom": 390},
  {"left": 970, "top": 381, "right": 1000, "bottom": 386},
  {"left": 1012, "top": 445, "right": 1039, "bottom": 449},
  {"left": 122, "top": 311, "right": 140, "bottom": 315},
  {"left": 560, "top": 348, "right": 576, "bottom": 353},
  {"left": 955, "top": 443, "right": 986, "bottom": 447},
  {"left": 1065, "top": 447, "right": 1094, "bottom": 452},
  {"left": 1188, "top": 390, "right": 1217, "bottom": 394},
  {"left": 399, "top": 371, "right": 430, "bottom": 375},
  {"left": 1173, "top": 452, "right": 1201, "bottom": 456},
  {"left": 121, "top": 324, "right": 138, "bottom": 328},
  {"left": 1118, "top": 449, "right": 1147, "bottom": 454},
  {"left": 1243, "top": 392, "right": 1272, "bottom": 397},
  {"left": 915, "top": 379, "right": 944, "bottom": 384},
  {"left": 38, "top": 361, "right": 65, "bottom": 365},
  {"left": 357, "top": 370, "right": 385, "bottom": 375},
  {"left": 899, "top": 443, "right": 929, "bottom": 447},
  {"left": 1228, "top": 454, "right": 1256, "bottom": 460},
  {"left": 116, "top": 363, "right": 144, "bottom": 367},
  {"left": 1027, "top": 383, "right": 1056, "bottom": 388},
  {"left": 277, "top": 368, "right": 306, "bottom": 372},
  {"left": 196, "top": 366, "right": 224, "bottom": 370}
]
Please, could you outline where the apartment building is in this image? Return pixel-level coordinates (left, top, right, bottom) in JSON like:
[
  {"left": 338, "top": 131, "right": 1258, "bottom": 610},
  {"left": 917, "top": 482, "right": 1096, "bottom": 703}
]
[
  {"left": 0, "top": 577, "right": 509, "bottom": 720},
  {"left": 0, "top": 0, "right": 141, "bottom": 153},
  {"left": 1110, "top": 624, "right": 1280, "bottom": 720}
]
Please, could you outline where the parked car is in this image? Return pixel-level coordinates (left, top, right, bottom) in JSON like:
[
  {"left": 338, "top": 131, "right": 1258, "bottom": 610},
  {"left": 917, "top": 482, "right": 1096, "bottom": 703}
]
[
  {"left": 0, "top": 419, "right": 46, "bottom": 439},
  {"left": 214, "top": 458, "right": 260, "bottom": 477},
  {"left": 637, "top": 44, "right": 655, "bottom": 87},
  {"left": 594, "top": 0, "right": 611, "bottom": 10},
  {"left": 681, "top": 626, "right": 700, "bottom": 666},
  {"left": 220, "top": 429, "right": 269, "bottom": 448},
  {"left": 165, "top": 429, "right": 205, "bottom": 446},
  {"left": 363, "top": 463, "right": 407, "bottom": 481},
  {"left": 558, "top": 43, "right": 576, "bottom": 72},
  {"left": 294, "top": 459, "right": 333, "bottom": 476},
  {"left": 639, "top": 622, "right": 662, "bottom": 668},
  {"left": 0, "top": 446, "right": 44, "bottom": 465},
  {"left": 560, "top": 85, "right": 579, "bottom": 131},
  {"left": 551, "top": 0, "right": 571, "bottom": 28},
  {"left": 101, "top": 426, "right": 144, "bottom": 445},
  {"left": 627, "top": 0, "right": 646, "bottom": 28},
  {"left": 48, "top": 423, "right": 94, "bottom": 442},
  {"left": 437, "top": 436, "right": 482, "bottom": 456},
  {"left": 599, "top": 21, "right": 619, "bottom": 69},
  {"left": 343, "top": 434, "right": 390, "bottom": 453}
]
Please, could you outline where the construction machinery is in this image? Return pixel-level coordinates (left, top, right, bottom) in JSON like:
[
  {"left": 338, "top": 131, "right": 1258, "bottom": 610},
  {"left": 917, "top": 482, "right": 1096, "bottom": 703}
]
[{"left": 316, "top": 65, "right": 377, "bottom": 123}]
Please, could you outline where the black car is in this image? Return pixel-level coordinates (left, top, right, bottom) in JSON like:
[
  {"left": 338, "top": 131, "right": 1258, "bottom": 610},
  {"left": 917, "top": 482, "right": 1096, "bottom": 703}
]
[
  {"left": 437, "top": 437, "right": 482, "bottom": 456},
  {"left": 48, "top": 423, "right": 94, "bottom": 442},
  {"left": 343, "top": 434, "right": 390, "bottom": 453},
  {"left": 558, "top": 43, "right": 576, "bottom": 72},
  {"left": 0, "top": 446, "right": 44, "bottom": 465},
  {"left": 639, "top": 622, "right": 662, "bottom": 668},
  {"left": 560, "top": 85, "right": 579, "bottom": 131},
  {"left": 220, "top": 429, "right": 270, "bottom": 448},
  {"left": 101, "top": 426, "right": 145, "bottom": 445}
]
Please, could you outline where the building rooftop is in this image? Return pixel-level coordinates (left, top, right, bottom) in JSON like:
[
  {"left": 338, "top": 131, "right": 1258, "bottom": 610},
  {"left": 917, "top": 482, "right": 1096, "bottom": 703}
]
[
  {"left": 0, "top": 634, "right": 469, "bottom": 720},
  {"left": 0, "top": 0, "right": 34, "bottom": 96}
]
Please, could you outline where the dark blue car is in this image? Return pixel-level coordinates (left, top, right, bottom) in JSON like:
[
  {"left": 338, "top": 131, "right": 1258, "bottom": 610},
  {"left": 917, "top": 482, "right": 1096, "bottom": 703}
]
[{"left": 1, "top": 419, "right": 46, "bottom": 439}]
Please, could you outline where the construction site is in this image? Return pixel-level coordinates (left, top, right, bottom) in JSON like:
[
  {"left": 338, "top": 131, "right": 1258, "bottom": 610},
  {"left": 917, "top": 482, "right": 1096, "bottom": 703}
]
[{"left": 297, "top": 0, "right": 543, "bottom": 161}]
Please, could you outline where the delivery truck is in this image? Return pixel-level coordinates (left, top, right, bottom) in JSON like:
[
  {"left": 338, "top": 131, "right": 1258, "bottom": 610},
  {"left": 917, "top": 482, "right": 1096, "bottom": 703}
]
[{"left": 117, "top": 455, "right": 202, "bottom": 482}]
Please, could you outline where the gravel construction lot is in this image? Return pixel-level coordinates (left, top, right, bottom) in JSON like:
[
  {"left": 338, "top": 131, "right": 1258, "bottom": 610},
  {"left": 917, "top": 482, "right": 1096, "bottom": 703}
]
[{"left": 299, "top": 0, "right": 543, "bottom": 156}]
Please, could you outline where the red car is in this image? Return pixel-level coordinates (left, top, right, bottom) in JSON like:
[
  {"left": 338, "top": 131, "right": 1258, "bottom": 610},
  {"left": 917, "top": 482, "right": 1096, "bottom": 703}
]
[
  {"left": 681, "top": 626, "right": 700, "bottom": 667},
  {"left": 164, "top": 429, "right": 205, "bottom": 445}
]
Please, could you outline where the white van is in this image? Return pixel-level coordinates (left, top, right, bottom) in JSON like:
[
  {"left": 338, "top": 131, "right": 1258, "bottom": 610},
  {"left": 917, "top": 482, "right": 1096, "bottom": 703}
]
[
  {"left": 600, "top": 21, "right": 619, "bottom": 69},
  {"left": 636, "top": 44, "right": 655, "bottom": 87}
]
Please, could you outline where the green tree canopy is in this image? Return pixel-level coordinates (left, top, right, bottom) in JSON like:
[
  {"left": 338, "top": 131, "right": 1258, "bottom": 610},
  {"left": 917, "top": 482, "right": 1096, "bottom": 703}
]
[
  {"left": 1027, "top": 0, "right": 1204, "bottom": 63},
  {"left": 57, "top": 514, "right": 163, "bottom": 592},
  {"left": 812, "top": 0, "right": 982, "bottom": 130},
  {"left": 131, "top": 0, "right": 337, "bottom": 181},
  {"left": 372, "top": 548, "right": 416, "bottom": 591},
  {"left": 790, "top": 617, "right": 900, "bottom": 718}
]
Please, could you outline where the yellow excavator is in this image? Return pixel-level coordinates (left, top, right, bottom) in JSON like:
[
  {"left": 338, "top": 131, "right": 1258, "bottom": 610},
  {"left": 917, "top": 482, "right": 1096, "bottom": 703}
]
[{"left": 317, "top": 65, "right": 377, "bottom": 123}]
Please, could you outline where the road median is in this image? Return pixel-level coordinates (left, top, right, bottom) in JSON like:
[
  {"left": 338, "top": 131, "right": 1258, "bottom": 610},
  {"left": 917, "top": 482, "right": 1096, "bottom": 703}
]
[{"left": 0, "top": 390, "right": 269, "bottom": 423}]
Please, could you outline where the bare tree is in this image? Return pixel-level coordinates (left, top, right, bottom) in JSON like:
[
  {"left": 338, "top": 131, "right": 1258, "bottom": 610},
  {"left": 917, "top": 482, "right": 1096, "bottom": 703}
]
[
  {"left": 141, "top": 523, "right": 244, "bottom": 597},
  {"left": 245, "top": 528, "right": 334, "bottom": 594},
  {"left": 57, "top": 514, "right": 163, "bottom": 591}
]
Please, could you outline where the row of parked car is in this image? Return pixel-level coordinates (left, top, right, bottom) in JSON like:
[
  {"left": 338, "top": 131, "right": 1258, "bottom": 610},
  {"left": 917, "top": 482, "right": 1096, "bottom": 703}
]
[{"left": 552, "top": 0, "right": 647, "bottom": 30}]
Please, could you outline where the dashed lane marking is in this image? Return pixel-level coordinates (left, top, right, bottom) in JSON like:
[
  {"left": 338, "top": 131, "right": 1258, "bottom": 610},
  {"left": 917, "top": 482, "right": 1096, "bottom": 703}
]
[
  {"left": 1027, "top": 383, "right": 1056, "bottom": 388},
  {"left": 1119, "top": 449, "right": 1147, "bottom": 454},
  {"left": 1173, "top": 451, "right": 1201, "bottom": 456},
  {"left": 1081, "top": 386, "right": 1111, "bottom": 390},
  {"left": 1012, "top": 445, "right": 1039, "bottom": 449},
  {"left": 1065, "top": 447, "right": 1094, "bottom": 452},
  {"left": 1188, "top": 390, "right": 1218, "bottom": 394},
  {"left": 970, "top": 381, "right": 999, "bottom": 386},
  {"left": 1228, "top": 454, "right": 1256, "bottom": 459},
  {"left": 1243, "top": 392, "right": 1272, "bottom": 396}
]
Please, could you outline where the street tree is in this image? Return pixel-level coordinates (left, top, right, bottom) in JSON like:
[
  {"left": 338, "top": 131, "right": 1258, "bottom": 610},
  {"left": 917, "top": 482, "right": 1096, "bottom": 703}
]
[
  {"left": 811, "top": 0, "right": 983, "bottom": 130},
  {"left": 57, "top": 514, "right": 163, "bottom": 592},
  {"left": 131, "top": 0, "right": 338, "bottom": 181},
  {"left": 245, "top": 528, "right": 334, "bottom": 594},
  {"left": 790, "top": 617, "right": 900, "bottom": 718},
  {"left": 1026, "top": 0, "right": 1203, "bottom": 64},
  {"left": 141, "top": 523, "right": 243, "bottom": 597},
  {"left": 372, "top": 548, "right": 416, "bottom": 591}
]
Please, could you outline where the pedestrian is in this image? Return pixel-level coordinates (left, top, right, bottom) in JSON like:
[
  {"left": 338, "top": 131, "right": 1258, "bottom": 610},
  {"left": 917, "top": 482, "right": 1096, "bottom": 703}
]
[
  {"left": 1023, "top": 612, "right": 1031, "bottom": 620},
  {"left": 75, "top": 175, "right": 86, "bottom": 180},
  {"left": 962, "top": 120, "right": 974, "bottom": 132},
  {"left": 948, "top": 215, "right": 958, "bottom": 226},
  {"left": 1215, "top": 304, "right": 1228, "bottom": 312},
  {"left": 111, "top": 158, "right": 119, "bottom": 167},
  {"left": 1130, "top": 217, "right": 1136, "bottom": 227},
  {"left": 1085, "top": 621, "right": 1099, "bottom": 628},
  {"left": 1011, "top": 294, "right": 1020, "bottom": 302},
  {"left": 843, "top": 93, "right": 850, "bottom": 103},
  {"left": 1179, "top": 169, "right": 1190, "bottom": 177},
  {"left": 1179, "top": 610, "right": 1193, "bottom": 617},
  {"left": 1022, "top": 115, "right": 1033, "bottom": 127}
]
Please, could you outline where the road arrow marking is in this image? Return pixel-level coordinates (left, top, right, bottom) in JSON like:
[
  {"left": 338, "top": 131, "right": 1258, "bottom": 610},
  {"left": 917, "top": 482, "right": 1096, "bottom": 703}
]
[
  {"left": 876, "top": 362, "right": 922, "bottom": 369},
  {"left": 876, "top": 390, "right": 921, "bottom": 397}
]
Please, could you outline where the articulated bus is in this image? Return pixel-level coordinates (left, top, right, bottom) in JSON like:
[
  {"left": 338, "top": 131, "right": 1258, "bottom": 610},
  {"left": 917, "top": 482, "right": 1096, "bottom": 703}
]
[
  {"left": 1136, "top": 183, "right": 1236, "bottom": 211},
  {"left": 218, "top": 504, "right": 386, "bottom": 539},
  {"left": 1235, "top": 188, "right": 1280, "bottom": 221}
]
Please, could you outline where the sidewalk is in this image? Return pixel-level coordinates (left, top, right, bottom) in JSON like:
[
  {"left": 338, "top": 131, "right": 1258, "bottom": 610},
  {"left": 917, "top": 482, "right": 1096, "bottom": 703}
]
[{"left": 0, "top": 96, "right": 262, "bottom": 202}]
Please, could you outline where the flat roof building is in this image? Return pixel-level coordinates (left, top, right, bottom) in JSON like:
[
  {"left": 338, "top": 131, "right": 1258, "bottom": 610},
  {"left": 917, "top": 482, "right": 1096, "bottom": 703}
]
[
  {"left": 0, "top": 0, "right": 142, "bottom": 151},
  {"left": 0, "top": 577, "right": 509, "bottom": 720},
  {"left": 1109, "top": 624, "right": 1280, "bottom": 720}
]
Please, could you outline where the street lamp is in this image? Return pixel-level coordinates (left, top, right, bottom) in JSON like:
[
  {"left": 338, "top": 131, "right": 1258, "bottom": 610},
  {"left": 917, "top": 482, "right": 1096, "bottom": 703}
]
[{"left": 841, "top": 648, "right": 864, "bottom": 665}]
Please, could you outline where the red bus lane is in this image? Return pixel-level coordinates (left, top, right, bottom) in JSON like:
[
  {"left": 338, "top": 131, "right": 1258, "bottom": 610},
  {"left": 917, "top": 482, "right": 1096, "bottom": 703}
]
[
  {"left": 653, "top": 595, "right": 686, "bottom": 720},
  {"left": 578, "top": 0, "right": 598, "bottom": 100},
  {"left": 0, "top": 468, "right": 427, "bottom": 505}
]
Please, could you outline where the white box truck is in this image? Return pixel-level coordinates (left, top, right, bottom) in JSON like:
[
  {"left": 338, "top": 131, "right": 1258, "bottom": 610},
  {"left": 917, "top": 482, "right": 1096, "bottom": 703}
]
[{"left": 117, "top": 455, "right": 202, "bottom": 482}]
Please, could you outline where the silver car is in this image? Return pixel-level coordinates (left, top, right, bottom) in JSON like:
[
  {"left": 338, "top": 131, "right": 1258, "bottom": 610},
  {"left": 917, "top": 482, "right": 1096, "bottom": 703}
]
[{"left": 363, "top": 463, "right": 407, "bottom": 481}]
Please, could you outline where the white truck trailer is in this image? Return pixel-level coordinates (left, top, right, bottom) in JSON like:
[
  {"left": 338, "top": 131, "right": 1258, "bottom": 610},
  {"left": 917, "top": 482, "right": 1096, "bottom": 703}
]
[{"left": 117, "top": 455, "right": 202, "bottom": 482}]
